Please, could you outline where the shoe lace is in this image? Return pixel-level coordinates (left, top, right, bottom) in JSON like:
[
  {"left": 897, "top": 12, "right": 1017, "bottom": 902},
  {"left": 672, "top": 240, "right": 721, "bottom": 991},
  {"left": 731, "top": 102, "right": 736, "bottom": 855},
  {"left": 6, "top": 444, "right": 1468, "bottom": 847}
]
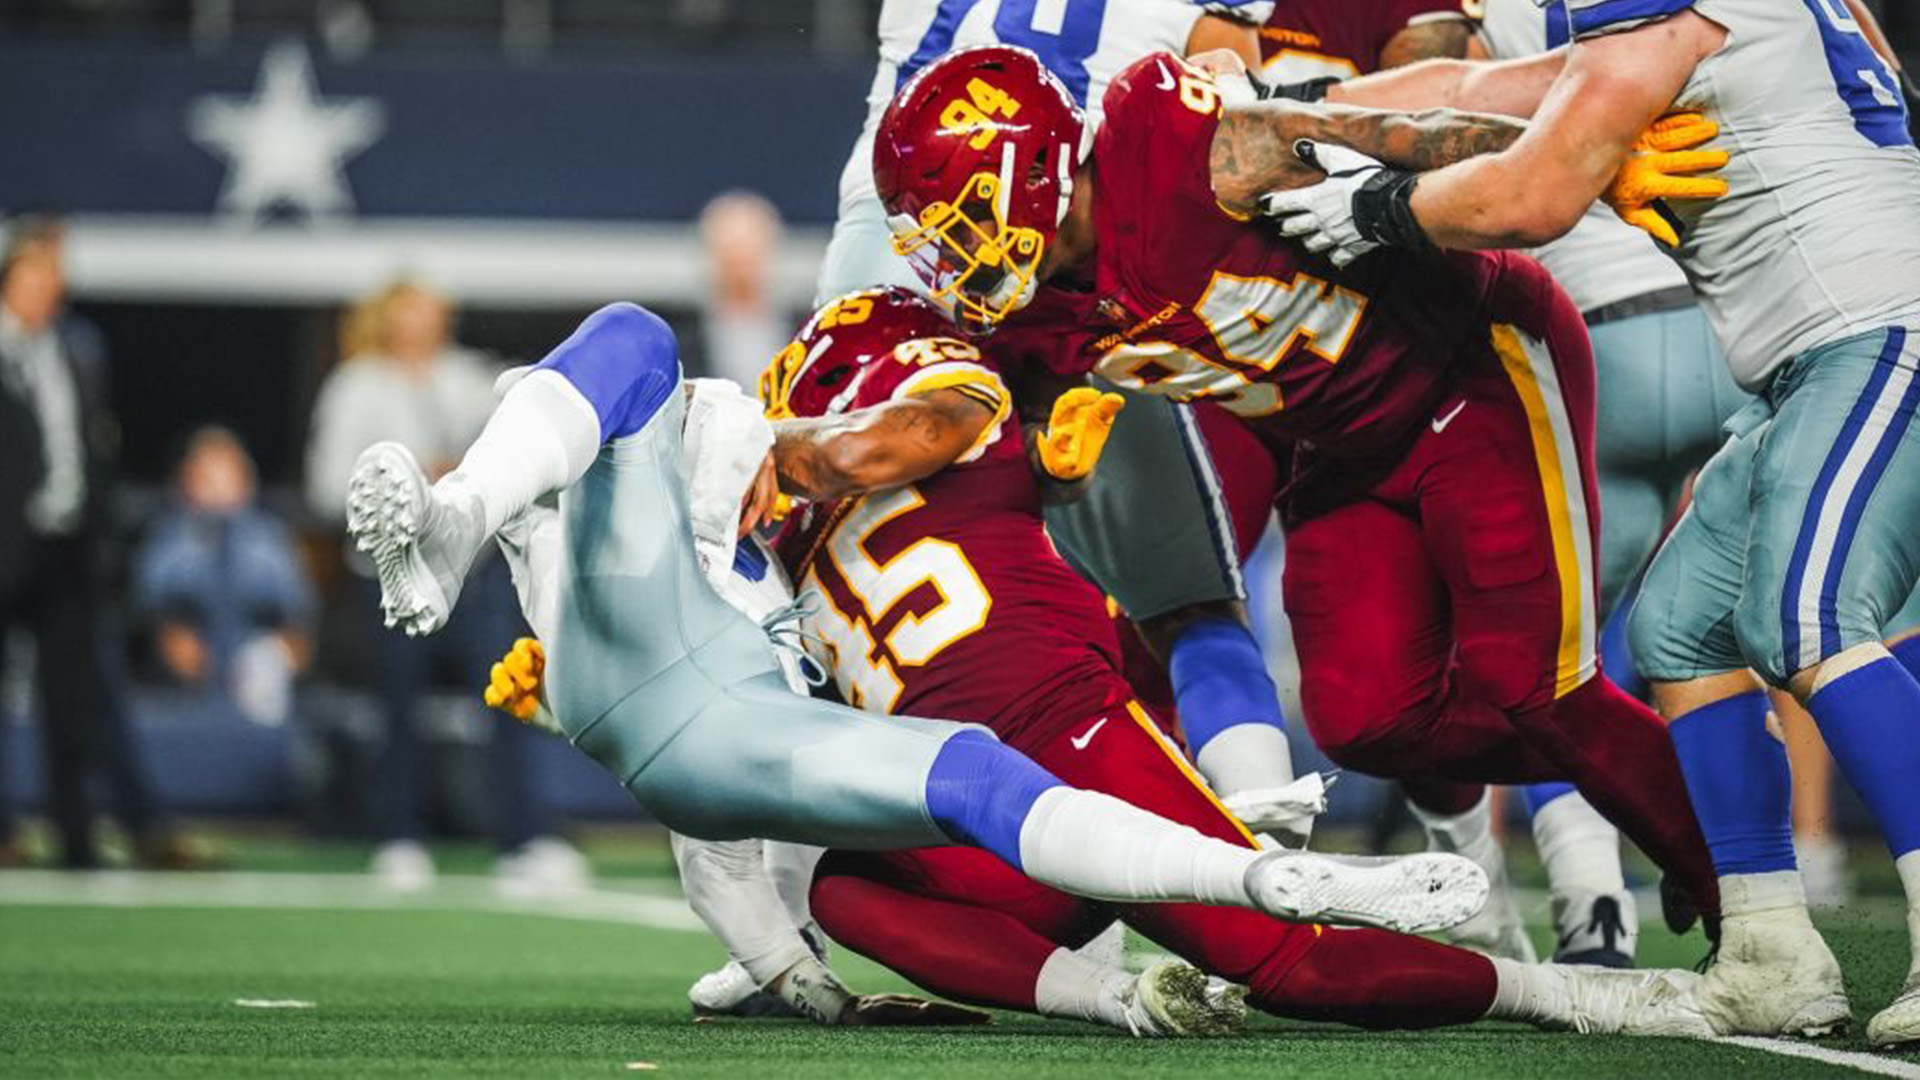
[
  {"left": 760, "top": 596, "right": 830, "bottom": 688},
  {"left": 1561, "top": 970, "right": 1644, "bottom": 1036}
]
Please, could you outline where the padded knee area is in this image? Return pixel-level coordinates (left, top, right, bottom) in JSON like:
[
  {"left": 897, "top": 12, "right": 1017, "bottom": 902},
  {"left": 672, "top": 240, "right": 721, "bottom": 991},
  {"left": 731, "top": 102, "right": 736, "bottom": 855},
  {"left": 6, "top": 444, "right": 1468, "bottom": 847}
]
[
  {"left": 1731, "top": 583, "right": 1798, "bottom": 688},
  {"left": 923, "top": 731, "right": 1064, "bottom": 869},
  {"left": 1629, "top": 562, "right": 1743, "bottom": 683},
  {"left": 1736, "top": 576, "right": 1901, "bottom": 688},
  {"left": 536, "top": 301, "right": 679, "bottom": 439},
  {"left": 1309, "top": 721, "right": 1420, "bottom": 779}
]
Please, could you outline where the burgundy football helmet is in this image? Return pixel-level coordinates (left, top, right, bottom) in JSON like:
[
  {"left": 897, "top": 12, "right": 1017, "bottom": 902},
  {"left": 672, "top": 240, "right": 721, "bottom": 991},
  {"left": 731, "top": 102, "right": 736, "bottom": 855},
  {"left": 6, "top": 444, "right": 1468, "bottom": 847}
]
[
  {"left": 759, "top": 287, "right": 981, "bottom": 421},
  {"left": 873, "top": 45, "right": 1088, "bottom": 330}
]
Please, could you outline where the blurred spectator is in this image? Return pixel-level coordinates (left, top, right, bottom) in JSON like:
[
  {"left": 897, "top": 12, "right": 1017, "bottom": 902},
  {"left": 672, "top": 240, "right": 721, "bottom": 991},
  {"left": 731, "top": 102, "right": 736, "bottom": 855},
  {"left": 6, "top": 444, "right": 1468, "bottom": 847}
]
[
  {"left": 306, "top": 278, "right": 586, "bottom": 892},
  {"left": 0, "top": 216, "right": 198, "bottom": 869},
  {"left": 134, "top": 426, "right": 314, "bottom": 725},
  {"left": 698, "top": 190, "right": 788, "bottom": 389}
]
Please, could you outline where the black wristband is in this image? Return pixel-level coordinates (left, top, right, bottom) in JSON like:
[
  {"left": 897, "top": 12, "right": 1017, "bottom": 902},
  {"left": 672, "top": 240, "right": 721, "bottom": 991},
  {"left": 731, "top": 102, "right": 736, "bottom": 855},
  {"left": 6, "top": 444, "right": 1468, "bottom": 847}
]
[
  {"left": 1351, "top": 169, "right": 1433, "bottom": 251},
  {"left": 1254, "top": 76, "right": 1339, "bottom": 103}
]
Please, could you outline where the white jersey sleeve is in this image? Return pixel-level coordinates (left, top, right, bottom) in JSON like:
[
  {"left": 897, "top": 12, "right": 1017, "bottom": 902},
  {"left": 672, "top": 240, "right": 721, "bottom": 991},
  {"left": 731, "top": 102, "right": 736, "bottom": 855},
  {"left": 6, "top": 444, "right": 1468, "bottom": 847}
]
[
  {"left": 1479, "top": 0, "right": 1688, "bottom": 315},
  {"left": 1559, "top": 0, "right": 1920, "bottom": 387},
  {"left": 846, "top": 0, "right": 1271, "bottom": 197}
]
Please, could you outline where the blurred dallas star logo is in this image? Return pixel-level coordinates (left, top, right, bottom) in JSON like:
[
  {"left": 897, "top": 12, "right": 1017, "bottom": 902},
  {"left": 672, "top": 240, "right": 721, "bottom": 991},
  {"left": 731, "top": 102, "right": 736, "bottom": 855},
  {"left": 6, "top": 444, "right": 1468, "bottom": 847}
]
[{"left": 188, "top": 42, "right": 387, "bottom": 225}]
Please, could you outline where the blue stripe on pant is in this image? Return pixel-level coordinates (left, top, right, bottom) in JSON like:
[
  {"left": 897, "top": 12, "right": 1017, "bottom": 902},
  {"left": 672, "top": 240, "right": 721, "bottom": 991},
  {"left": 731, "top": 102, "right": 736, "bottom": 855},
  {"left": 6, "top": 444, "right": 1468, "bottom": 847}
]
[{"left": 1780, "top": 327, "right": 1920, "bottom": 674}]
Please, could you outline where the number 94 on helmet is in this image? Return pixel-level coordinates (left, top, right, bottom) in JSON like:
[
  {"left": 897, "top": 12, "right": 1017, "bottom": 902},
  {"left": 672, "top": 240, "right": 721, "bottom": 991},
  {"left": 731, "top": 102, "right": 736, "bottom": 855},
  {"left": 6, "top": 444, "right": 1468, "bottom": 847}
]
[{"left": 873, "top": 45, "right": 1090, "bottom": 332}]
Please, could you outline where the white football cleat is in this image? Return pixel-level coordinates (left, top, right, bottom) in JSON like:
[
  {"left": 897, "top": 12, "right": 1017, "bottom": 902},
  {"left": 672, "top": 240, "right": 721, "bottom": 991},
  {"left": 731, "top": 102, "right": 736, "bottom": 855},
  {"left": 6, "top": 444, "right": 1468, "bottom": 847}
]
[
  {"left": 1122, "top": 960, "right": 1246, "bottom": 1037},
  {"left": 1869, "top": 977, "right": 1920, "bottom": 1048},
  {"left": 346, "top": 442, "right": 487, "bottom": 637},
  {"left": 1539, "top": 966, "right": 1716, "bottom": 1038},
  {"left": 688, "top": 960, "right": 805, "bottom": 1020},
  {"left": 1552, "top": 888, "right": 1638, "bottom": 968},
  {"left": 1696, "top": 905, "right": 1850, "bottom": 1036},
  {"left": 1244, "top": 849, "right": 1488, "bottom": 934}
]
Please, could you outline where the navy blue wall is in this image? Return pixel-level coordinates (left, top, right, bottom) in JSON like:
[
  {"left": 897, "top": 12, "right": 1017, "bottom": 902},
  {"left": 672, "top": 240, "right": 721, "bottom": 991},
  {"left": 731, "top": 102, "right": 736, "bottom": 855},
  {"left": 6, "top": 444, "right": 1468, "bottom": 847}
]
[{"left": 0, "top": 41, "right": 873, "bottom": 223}]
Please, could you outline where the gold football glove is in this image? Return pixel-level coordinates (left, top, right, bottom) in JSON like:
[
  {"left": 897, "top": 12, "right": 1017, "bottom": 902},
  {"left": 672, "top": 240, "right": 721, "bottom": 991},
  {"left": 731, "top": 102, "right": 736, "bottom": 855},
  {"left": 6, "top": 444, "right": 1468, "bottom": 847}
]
[
  {"left": 484, "top": 637, "right": 547, "bottom": 724},
  {"left": 1605, "top": 111, "right": 1729, "bottom": 248},
  {"left": 1037, "top": 388, "right": 1125, "bottom": 482}
]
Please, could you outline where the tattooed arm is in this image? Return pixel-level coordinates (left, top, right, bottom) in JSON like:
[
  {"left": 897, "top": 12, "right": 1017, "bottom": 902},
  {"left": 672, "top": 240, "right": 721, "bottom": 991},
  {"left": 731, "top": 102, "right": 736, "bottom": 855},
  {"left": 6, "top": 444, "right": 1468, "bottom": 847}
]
[
  {"left": 1404, "top": 12, "right": 1722, "bottom": 249},
  {"left": 1378, "top": 16, "right": 1474, "bottom": 69},
  {"left": 771, "top": 389, "right": 993, "bottom": 501},
  {"left": 1210, "top": 98, "right": 1528, "bottom": 215}
]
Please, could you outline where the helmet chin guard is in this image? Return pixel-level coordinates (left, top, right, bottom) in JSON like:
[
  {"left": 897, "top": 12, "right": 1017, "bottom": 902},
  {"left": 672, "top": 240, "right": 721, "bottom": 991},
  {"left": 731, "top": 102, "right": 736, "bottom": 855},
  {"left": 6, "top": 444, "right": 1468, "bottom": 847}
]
[{"left": 874, "top": 46, "right": 1088, "bottom": 329}]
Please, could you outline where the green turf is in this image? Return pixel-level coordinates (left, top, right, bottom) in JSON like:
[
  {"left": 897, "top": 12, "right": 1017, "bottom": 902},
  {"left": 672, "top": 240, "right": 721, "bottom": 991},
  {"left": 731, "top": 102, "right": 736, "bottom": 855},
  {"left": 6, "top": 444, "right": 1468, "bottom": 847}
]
[{"left": 1, "top": 867, "right": 1916, "bottom": 1080}]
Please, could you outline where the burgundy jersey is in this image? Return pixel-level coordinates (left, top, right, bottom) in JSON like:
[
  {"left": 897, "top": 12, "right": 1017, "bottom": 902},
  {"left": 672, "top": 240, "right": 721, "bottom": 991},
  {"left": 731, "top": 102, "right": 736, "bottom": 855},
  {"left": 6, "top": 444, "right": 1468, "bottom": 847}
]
[
  {"left": 1259, "top": 0, "right": 1475, "bottom": 81},
  {"left": 996, "top": 51, "right": 1526, "bottom": 459},
  {"left": 775, "top": 340, "right": 1128, "bottom": 750}
]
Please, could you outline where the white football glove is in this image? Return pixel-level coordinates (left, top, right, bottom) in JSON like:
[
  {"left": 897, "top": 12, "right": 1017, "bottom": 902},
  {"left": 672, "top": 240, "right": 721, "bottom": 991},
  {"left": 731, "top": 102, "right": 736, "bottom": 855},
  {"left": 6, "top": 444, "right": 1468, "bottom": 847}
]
[{"left": 1258, "top": 140, "right": 1393, "bottom": 268}]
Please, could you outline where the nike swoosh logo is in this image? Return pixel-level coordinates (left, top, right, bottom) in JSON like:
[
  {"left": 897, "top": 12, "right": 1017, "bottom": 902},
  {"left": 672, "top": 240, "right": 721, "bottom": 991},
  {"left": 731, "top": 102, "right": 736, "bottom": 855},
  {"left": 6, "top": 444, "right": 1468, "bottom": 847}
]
[
  {"left": 1154, "top": 61, "right": 1176, "bottom": 91},
  {"left": 1071, "top": 717, "right": 1110, "bottom": 750},
  {"left": 1431, "top": 401, "right": 1466, "bottom": 433}
]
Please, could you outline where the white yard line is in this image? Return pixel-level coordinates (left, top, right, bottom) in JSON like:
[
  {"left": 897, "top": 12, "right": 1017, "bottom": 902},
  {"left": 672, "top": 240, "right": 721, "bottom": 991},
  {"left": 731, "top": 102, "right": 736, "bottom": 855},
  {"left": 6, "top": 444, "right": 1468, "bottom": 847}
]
[
  {"left": 0, "top": 869, "right": 703, "bottom": 932},
  {"left": 1713, "top": 1037, "right": 1920, "bottom": 1079}
]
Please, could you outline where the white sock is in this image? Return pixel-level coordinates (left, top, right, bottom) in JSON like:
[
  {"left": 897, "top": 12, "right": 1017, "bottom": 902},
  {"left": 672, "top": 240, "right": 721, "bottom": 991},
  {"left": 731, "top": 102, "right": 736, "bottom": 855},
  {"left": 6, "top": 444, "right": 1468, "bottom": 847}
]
[
  {"left": 440, "top": 369, "right": 603, "bottom": 537},
  {"left": 1193, "top": 723, "right": 1295, "bottom": 798},
  {"left": 1016, "top": 788, "right": 1257, "bottom": 907},
  {"left": 1531, "top": 791, "right": 1627, "bottom": 895},
  {"left": 669, "top": 834, "right": 812, "bottom": 987},
  {"left": 1897, "top": 850, "right": 1920, "bottom": 979},
  {"left": 1486, "top": 956, "right": 1564, "bottom": 1026},
  {"left": 1408, "top": 790, "right": 1503, "bottom": 870},
  {"left": 494, "top": 500, "right": 564, "bottom": 643},
  {"left": 1034, "top": 947, "right": 1135, "bottom": 1030},
  {"left": 1719, "top": 869, "right": 1807, "bottom": 918},
  {"left": 763, "top": 841, "right": 825, "bottom": 938}
]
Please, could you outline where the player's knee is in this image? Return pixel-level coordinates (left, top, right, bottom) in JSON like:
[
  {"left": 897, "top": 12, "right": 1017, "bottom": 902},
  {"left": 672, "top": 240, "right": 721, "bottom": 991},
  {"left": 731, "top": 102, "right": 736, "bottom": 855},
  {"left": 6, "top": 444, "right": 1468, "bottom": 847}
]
[
  {"left": 589, "top": 300, "right": 676, "bottom": 360},
  {"left": 541, "top": 302, "right": 680, "bottom": 439},
  {"left": 1737, "top": 568, "right": 1896, "bottom": 690},
  {"left": 1454, "top": 641, "right": 1556, "bottom": 717},
  {"left": 923, "top": 730, "right": 1063, "bottom": 866},
  {"left": 1730, "top": 592, "right": 1794, "bottom": 688},
  {"left": 1305, "top": 717, "right": 1409, "bottom": 777},
  {"left": 1628, "top": 574, "right": 1725, "bottom": 684}
]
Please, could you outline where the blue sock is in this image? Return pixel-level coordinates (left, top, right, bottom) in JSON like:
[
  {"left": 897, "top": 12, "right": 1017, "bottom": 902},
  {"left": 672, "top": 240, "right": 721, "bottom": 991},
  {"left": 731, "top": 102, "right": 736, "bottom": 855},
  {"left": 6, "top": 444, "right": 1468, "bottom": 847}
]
[
  {"left": 1168, "top": 616, "right": 1286, "bottom": 755},
  {"left": 1892, "top": 636, "right": 1920, "bottom": 684},
  {"left": 535, "top": 302, "right": 678, "bottom": 438},
  {"left": 1523, "top": 782, "right": 1577, "bottom": 816},
  {"left": 1807, "top": 654, "right": 1920, "bottom": 857},
  {"left": 1668, "top": 690, "right": 1795, "bottom": 876},
  {"left": 1600, "top": 596, "right": 1648, "bottom": 703},
  {"left": 923, "top": 731, "right": 1064, "bottom": 870}
]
